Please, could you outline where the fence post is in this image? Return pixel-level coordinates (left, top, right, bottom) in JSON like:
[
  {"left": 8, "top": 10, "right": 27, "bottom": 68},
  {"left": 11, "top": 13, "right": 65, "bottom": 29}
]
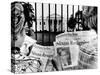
[
  {"left": 78, "top": 5, "right": 80, "bottom": 31},
  {"left": 72, "top": 5, "right": 74, "bottom": 32},
  {"left": 42, "top": 3, "right": 44, "bottom": 45},
  {"left": 72, "top": 5, "right": 74, "bottom": 18},
  {"left": 61, "top": 4, "right": 63, "bottom": 32},
  {"left": 67, "top": 5, "right": 69, "bottom": 32},
  {"left": 35, "top": 3, "right": 37, "bottom": 40},
  {"left": 54, "top": 4, "right": 57, "bottom": 33},
  {"left": 48, "top": 3, "right": 50, "bottom": 45}
]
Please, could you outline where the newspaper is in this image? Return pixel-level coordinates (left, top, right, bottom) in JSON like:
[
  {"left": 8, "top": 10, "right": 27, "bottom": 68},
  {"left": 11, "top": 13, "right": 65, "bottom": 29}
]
[
  {"left": 29, "top": 44, "right": 55, "bottom": 72},
  {"left": 78, "top": 37, "right": 98, "bottom": 69},
  {"left": 11, "top": 31, "right": 97, "bottom": 73},
  {"left": 55, "top": 31, "right": 97, "bottom": 69},
  {"left": 12, "top": 43, "right": 61, "bottom": 73},
  {"left": 54, "top": 40, "right": 79, "bottom": 70},
  {"left": 56, "top": 31, "right": 97, "bottom": 46}
]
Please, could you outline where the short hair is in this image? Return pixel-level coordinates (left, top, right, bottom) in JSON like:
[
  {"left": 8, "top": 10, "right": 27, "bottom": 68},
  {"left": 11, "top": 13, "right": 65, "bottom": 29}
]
[{"left": 82, "top": 6, "right": 97, "bottom": 33}]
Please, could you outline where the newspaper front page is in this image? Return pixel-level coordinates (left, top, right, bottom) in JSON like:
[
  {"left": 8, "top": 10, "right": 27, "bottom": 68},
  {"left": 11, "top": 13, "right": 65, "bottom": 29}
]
[
  {"left": 54, "top": 40, "right": 79, "bottom": 70},
  {"left": 29, "top": 44, "right": 56, "bottom": 72}
]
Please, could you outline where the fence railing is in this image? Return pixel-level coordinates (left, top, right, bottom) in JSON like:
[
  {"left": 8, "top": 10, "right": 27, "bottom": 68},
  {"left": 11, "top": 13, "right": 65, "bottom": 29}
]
[{"left": 33, "top": 3, "right": 82, "bottom": 46}]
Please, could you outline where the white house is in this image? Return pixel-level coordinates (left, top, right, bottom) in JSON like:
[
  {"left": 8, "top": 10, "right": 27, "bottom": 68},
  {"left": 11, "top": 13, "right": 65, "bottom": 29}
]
[{"left": 32, "top": 14, "right": 67, "bottom": 32}]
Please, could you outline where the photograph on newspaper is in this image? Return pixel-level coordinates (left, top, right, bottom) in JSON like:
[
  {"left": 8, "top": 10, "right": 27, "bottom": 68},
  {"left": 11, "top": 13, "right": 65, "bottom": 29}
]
[
  {"left": 57, "top": 47, "right": 72, "bottom": 68},
  {"left": 54, "top": 40, "right": 79, "bottom": 69}
]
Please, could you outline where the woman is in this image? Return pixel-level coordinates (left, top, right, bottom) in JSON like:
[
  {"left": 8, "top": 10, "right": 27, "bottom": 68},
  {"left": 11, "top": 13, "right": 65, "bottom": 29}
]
[{"left": 11, "top": 2, "right": 36, "bottom": 59}]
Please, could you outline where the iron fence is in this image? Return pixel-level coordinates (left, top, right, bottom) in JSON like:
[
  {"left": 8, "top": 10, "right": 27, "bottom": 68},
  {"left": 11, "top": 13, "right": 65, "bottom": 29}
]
[{"left": 33, "top": 3, "right": 82, "bottom": 46}]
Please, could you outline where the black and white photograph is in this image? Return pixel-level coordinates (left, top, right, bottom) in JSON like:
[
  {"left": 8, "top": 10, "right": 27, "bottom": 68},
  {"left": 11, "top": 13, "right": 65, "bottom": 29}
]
[
  {"left": 10, "top": 0, "right": 98, "bottom": 74},
  {"left": 57, "top": 47, "right": 72, "bottom": 67}
]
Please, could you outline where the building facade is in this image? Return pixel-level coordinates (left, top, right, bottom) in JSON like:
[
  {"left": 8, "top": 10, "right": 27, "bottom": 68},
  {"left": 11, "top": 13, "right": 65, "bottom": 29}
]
[{"left": 33, "top": 14, "right": 67, "bottom": 32}]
